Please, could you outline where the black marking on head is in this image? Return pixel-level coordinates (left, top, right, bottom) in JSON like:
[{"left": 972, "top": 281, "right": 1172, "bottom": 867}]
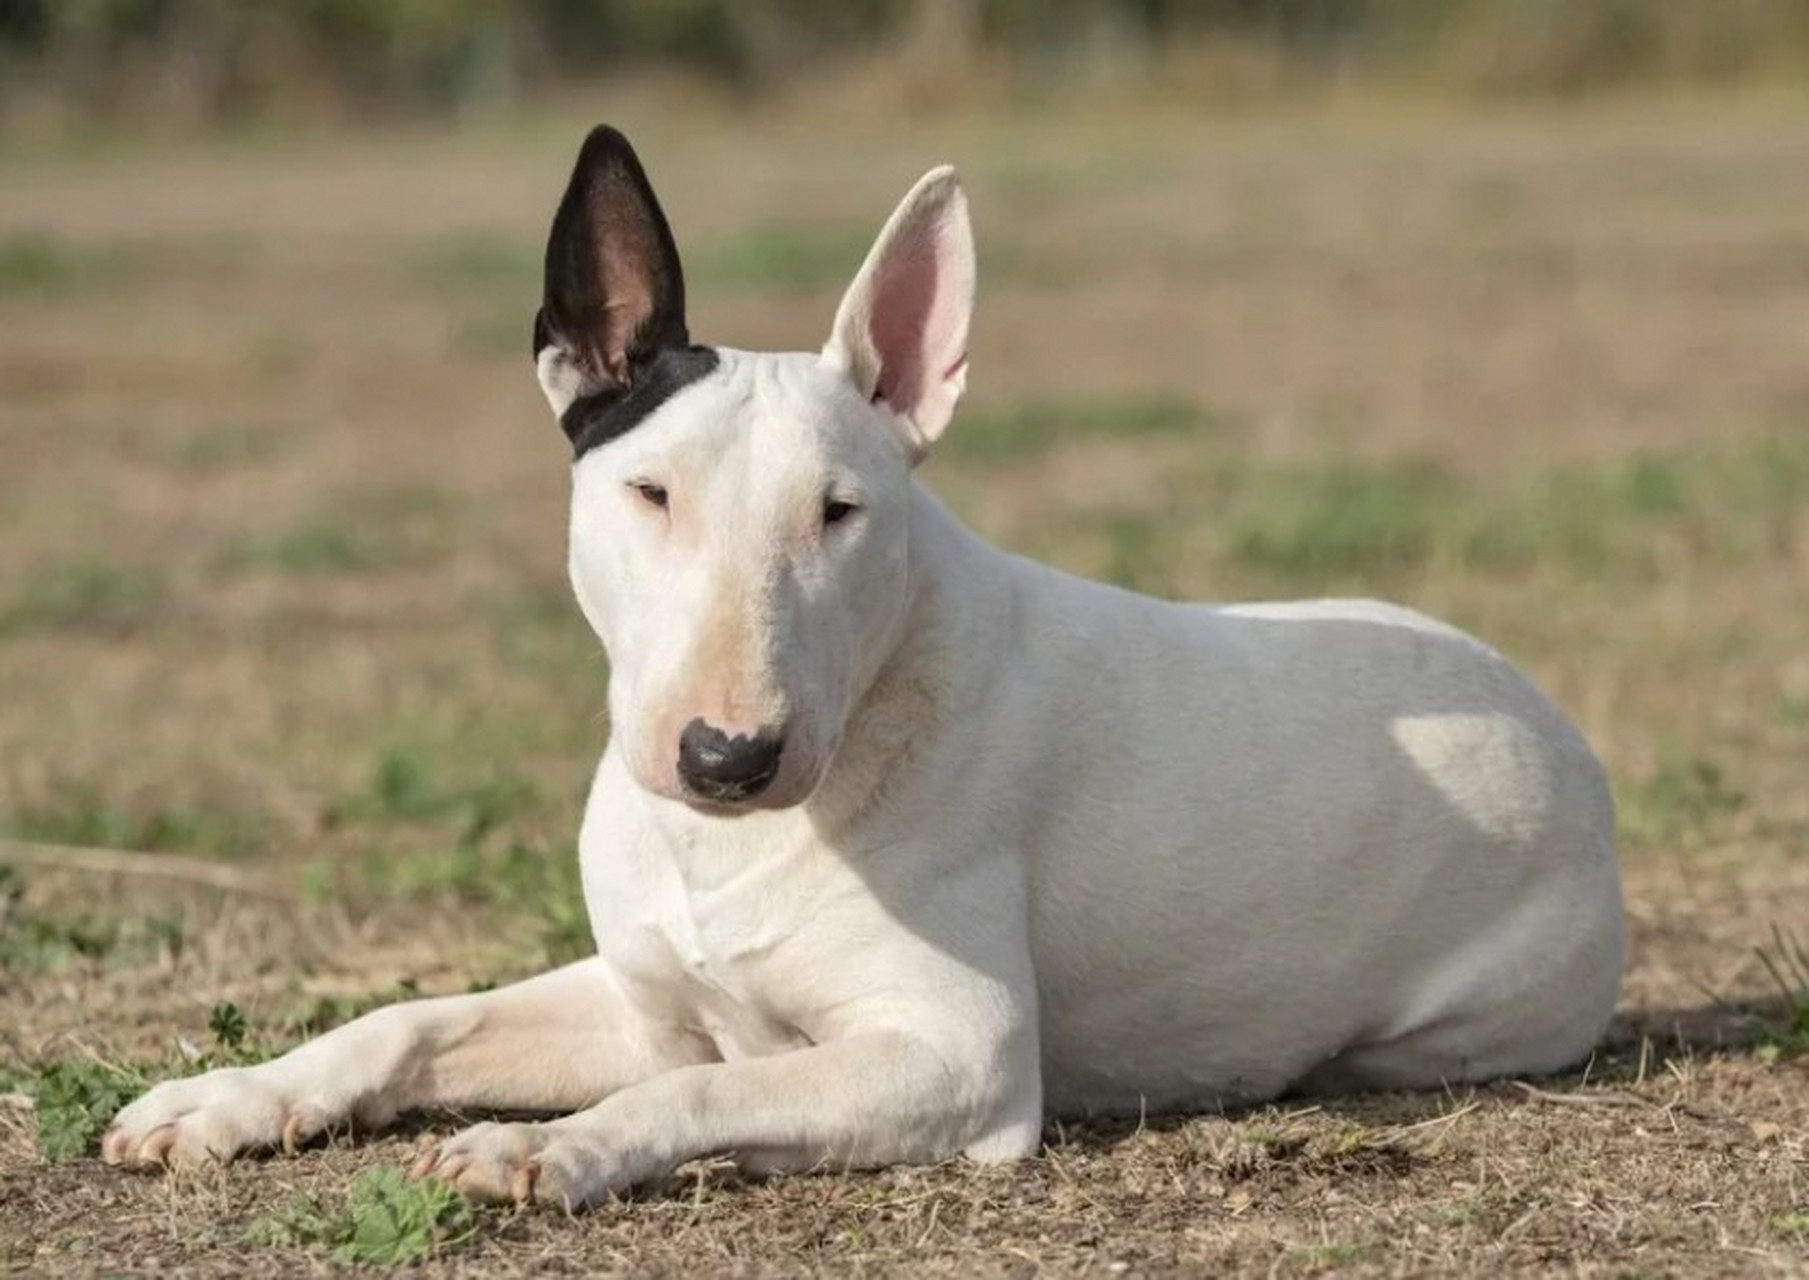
[{"left": 562, "top": 344, "right": 721, "bottom": 459}]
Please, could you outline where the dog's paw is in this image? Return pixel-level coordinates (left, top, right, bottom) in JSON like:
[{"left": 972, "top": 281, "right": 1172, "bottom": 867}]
[
  {"left": 102, "top": 1067, "right": 326, "bottom": 1170},
  {"left": 413, "top": 1120, "right": 643, "bottom": 1211}
]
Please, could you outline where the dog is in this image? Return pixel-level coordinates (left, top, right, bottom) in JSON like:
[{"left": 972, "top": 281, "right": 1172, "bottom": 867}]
[{"left": 103, "top": 126, "right": 1624, "bottom": 1209}]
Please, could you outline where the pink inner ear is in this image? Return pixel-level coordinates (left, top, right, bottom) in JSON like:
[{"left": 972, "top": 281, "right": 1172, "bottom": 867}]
[{"left": 869, "top": 238, "right": 962, "bottom": 417}]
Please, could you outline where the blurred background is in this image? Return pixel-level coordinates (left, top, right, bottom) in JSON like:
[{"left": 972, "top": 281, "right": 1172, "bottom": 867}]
[
  {"left": 3, "top": 5, "right": 1809, "bottom": 1264},
  {"left": 7, "top": 0, "right": 1809, "bottom": 127}
]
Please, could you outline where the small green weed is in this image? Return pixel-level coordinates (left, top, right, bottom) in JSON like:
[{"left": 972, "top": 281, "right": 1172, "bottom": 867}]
[
  {"left": 246, "top": 1165, "right": 483, "bottom": 1264},
  {"left": 30, "top": 1058, "right": 147, "bottom": 1160},
  {"left": 1753, "top": 926, "right": 1809, "bottom": 1056},
  {"left": 0, "top": 559, "right": 162, "bottom": 637},
  {"left": 1778, "top": 1210, "right": 1809, "bottom": 1237},
  {"left": 21, "top": 997, "right": 282, "bottom": 1159}
]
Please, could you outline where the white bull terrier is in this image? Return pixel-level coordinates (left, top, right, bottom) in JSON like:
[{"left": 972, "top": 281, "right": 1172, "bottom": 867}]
[{"left": 104, "top": 126, "right": 1624, "bottom": 1208}]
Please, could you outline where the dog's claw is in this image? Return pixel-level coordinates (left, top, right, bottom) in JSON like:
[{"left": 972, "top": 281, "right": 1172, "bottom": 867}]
[
  {"left": 140, "top": 1123, "right": 179, "bottom": 1167},
  {"left": 281, "top": 1113, "right": 304, "bottom": 1155},
  {"left": 510, "top": 1161, "right": 538, "bottom": 1204}
]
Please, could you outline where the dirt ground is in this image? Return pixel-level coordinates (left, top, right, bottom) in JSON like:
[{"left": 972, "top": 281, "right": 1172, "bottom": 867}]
[{"left": 2, "top": 93, "right": 1807, "bottom": 1275}]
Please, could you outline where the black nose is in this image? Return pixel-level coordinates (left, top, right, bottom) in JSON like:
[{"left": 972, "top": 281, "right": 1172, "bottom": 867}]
[{"left": 677, "top": 719, "right": 783, "bottom": 801}]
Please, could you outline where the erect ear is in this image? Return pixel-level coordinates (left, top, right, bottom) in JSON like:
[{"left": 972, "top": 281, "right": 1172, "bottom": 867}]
[
  {"left": 534, "top": 125, "right": 689, "bottom": 418},
  {"left": 823, "top": 166, "right": 974, "bottom": 463}
]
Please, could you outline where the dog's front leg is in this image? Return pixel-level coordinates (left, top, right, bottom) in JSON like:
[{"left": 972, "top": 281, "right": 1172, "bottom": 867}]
[
  {"left": 416, "top": 1005, "right": 1044, "bottom": 1209},
  {"left": 103, "top": 957, "right": 711, "bottom": 1169}
]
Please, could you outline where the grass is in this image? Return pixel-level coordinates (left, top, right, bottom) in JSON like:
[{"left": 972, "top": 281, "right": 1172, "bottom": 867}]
[
  {"left": 26, "top": 1058, "right": 147, "bottom": 1161},
  {"left": 0, "top": 901, "right": 184, "bottom": 973},
  {"left": 691, "top": 221, "right": 884, "bottom": 296},
  {"left": 0, "top": 559, "right": 162, "bottom": 637},
  {"left": 215, "top": 488, "right": 466, "bottom": 577},
  {"left": 1614, "top": 752, "right": 1748, "bottom": 852},
  {"left": 1754, "top": 926, "right": 1809, "bottom": 1056},
  {"left": 402, "top": 231, "right": 539, "bottom": 295},
  {"left": 1228, "top": 458, "right": 1459, "bottom": 580},
  {"left": 246, "top": 1165, "right": 484, "bottom": 1264},
  {"left": 167, "top": 422, "right": 293, "bottom": 470},
  {"left": 939, "top": 394, "right": 1210, "bottom": 466},
  {"left": 0, "top": 229, "right": 137, "bottom": 298},
  {"left": 2, "top": 784, "right": 264, "bottom": 858},
  {"left": 217, "top": 522, "right": 381, "bottom": 575}
]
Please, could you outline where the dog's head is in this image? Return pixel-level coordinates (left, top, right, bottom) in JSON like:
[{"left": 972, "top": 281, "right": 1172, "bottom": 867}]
[{"left": 533, "top": 126, "right": 972, "bottom": 814}]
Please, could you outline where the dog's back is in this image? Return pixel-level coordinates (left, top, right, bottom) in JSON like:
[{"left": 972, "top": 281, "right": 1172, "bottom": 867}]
[{"left": 891, "top": 491, "right": 1622, "bottom": 1113}]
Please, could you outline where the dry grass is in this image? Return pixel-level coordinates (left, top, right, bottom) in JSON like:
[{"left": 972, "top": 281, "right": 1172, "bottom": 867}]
[{"left": 3, "top": 94, "right": 1808, "bottom": 1274}]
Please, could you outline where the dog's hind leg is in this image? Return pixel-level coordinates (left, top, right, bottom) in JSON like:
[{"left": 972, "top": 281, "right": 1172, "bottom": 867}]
[{"left": 102, "top": 957, "right": 713, "bottom": 1169}]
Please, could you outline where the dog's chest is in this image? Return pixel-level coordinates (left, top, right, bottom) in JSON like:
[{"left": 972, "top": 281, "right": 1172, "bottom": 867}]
[{"left": 586, "top": 841, "right": 814, "bottom": 1061}]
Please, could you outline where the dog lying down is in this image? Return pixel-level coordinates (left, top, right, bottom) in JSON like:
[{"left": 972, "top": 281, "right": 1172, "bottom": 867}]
[{"left": 103, "top": 126, "right": 1623, "bottom": 1209}]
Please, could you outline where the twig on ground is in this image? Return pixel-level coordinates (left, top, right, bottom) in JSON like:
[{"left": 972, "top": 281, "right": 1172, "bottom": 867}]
[
  {"left": 0, "top": 838, "right": 292, "bottom": 901},
  {"left": 1508, "top": 1081, "right": 1650, "bottom": 1109}
]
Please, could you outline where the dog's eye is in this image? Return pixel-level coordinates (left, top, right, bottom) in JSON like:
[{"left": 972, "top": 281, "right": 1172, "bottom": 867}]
[
  {"left": 630, "top": 481, "right": 669, "bottom": 510},
  {"left": 823, "top": 499, "right": 859, "bottom": 527}
]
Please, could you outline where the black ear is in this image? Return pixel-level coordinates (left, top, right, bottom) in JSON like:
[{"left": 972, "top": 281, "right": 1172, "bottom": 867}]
[{"left": 536, "top": 126, "right": 688, "bottom": 393}]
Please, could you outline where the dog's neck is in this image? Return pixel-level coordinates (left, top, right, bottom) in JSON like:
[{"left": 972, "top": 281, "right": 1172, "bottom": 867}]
[{"left": 802, "top": 484, "right": 1017, "bottom": 839}]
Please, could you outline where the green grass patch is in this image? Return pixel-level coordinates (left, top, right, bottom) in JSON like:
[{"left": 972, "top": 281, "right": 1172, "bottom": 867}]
[
  {"left": 328, "top": 749, "right": 588, "bottom": 965},
  {"left": 218, "top": 522, "right": 382, "bottom": 575},
  {"left": 1229, "top": 459, "right": 1458, "bottom": 580},
  {"left": 1614, "top": 753, "right": 1746, "bottom": 851},
  {"left": 167, "top": 421, "right": 292, "bottom": 470},
  {"left": 217, "top": 487, "right": 465, "bottom": 577},
  {"left": 944, "top": 394, "right": 1210, "bottom": 467},
  {"left": 2, "top": 783, "right": 263, "bottom": 858},
  {"left": 8, "top": 993, "right": 407, "bottom": 1160},
  {"left": 691, "top": 220, "right": 879, "bottom": 296},
  {"left": 0, "top": 558, "right": 162, "bottom": 637},
  {"left": 12, "top": 1001, "right": 264, "bottom": 1161},
  {"left": 0, "top": 865, "right": 187, "bottom": 972},
  {"left": 335, "top": 747, "right": 539, "bottom": 842},
  {"left": 449, "top": 306, "right": 532, "bottom": 356},
  {"left": 1141, "top": 429, "right": 1809, "bottom": 593},
  {"left": 246, "top": 1165, "right": 484, "bottom": 1264},
  {"left": 403, "top": 230, "right": 539, "bottom": 294},
  {"left": 0, "top": 229, "right": 139, "bottom": 298}
]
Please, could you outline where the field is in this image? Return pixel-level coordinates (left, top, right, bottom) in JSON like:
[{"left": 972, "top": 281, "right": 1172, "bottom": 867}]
[{"left": 2, "top": 94, "right": 1808, "bottom": 1274}]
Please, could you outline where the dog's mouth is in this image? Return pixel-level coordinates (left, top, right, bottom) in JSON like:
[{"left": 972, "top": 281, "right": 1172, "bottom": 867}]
[{"left": 677, "top": 774, "right": 814, "bottom": 817}]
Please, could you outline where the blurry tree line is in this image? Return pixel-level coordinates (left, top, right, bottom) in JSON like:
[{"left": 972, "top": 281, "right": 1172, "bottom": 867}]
[{"left": 2, "top": 0, "right": 1807, "bottom": 127}]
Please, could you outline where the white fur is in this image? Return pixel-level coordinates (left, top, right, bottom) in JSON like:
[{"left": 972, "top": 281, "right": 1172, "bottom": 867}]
[{"left": 105, "top": 164, "right": 1622, "bottom": 1210}]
